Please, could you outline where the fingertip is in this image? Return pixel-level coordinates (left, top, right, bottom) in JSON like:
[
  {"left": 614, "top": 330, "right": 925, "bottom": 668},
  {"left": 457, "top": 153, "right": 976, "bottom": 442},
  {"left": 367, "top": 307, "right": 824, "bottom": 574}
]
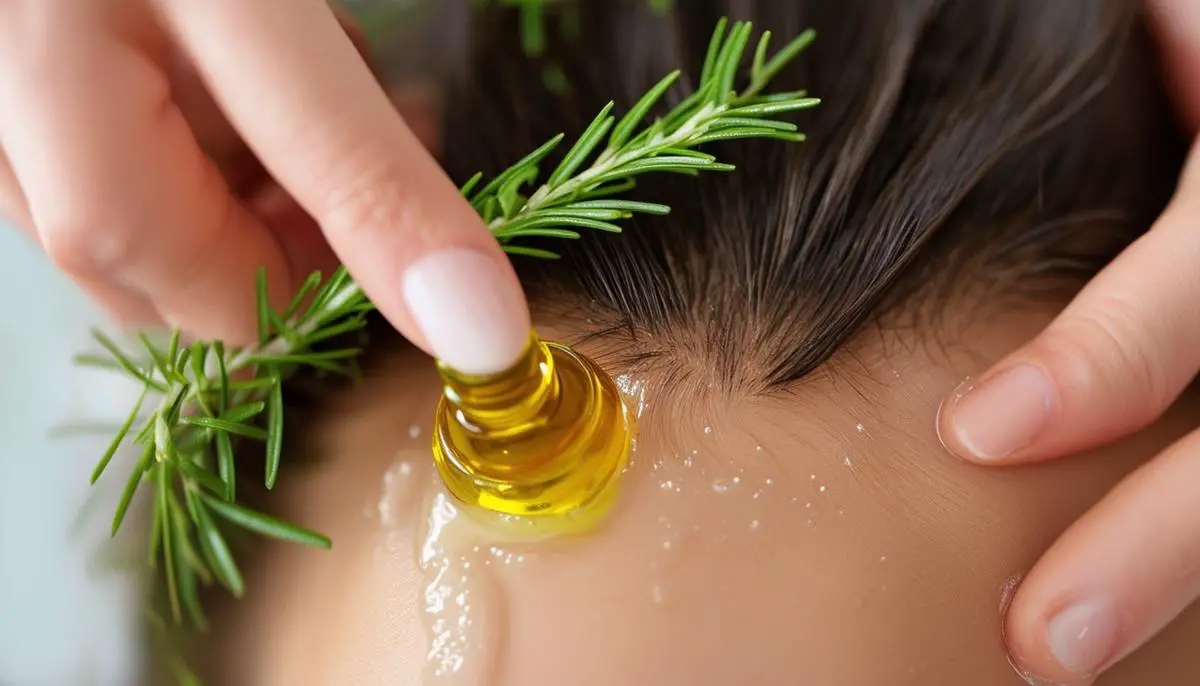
[
  {"left": 399, "top": 247, "right": 531, "bottom": 375},
  {"left": 1000, "top": 573, "right": 1086, "bottom": 685},
  {"left": 936, "top": 362, "right": 1058, "bottom": 464}
]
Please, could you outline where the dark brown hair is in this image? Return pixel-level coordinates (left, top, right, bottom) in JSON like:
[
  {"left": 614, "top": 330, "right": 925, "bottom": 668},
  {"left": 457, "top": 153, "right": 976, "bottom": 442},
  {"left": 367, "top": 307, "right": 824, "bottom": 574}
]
[{"left": 439, "top": 0, "right": 1184, "bottom": 393}]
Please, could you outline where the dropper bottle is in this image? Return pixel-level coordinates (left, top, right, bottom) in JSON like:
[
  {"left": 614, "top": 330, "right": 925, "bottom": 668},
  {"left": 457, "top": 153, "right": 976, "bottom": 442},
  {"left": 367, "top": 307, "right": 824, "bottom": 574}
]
[{"left": 431, "top": 331, "right": 635, "bottom": 531}]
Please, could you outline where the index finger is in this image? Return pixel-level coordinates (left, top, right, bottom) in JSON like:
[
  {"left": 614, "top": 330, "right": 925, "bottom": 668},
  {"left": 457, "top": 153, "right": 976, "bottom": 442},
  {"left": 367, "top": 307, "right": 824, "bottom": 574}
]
[{"left": 156, "top": 0, "right": 531, "bottom": 375}]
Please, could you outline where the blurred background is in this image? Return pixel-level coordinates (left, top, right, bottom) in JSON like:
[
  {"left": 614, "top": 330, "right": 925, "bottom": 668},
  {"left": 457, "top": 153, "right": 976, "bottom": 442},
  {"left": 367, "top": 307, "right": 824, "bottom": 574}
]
[{"left": 0, "top": 225, "right": 144, "bottom": 685}]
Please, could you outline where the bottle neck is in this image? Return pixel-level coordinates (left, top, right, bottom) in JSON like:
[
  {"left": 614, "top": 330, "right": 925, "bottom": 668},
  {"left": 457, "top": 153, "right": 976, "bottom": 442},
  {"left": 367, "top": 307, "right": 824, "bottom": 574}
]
[{"left": 436, "top": 331, "right": 559, "bottom": 434}]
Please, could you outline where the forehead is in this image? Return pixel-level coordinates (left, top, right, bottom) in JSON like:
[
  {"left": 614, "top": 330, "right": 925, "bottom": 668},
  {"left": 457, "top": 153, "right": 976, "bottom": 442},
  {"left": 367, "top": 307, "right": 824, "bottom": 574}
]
[{"left": 210, "top": 335, "right": 1195, "bottom": 685}]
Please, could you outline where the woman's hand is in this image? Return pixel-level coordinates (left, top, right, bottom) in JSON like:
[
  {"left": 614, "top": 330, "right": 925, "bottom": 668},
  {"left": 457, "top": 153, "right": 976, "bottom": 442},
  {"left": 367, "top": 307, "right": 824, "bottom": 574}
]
[
  {"left": 0, "top": 0, "right": 531, "bottom": 376},
  {"left": 937, "top": 1, "right": 1200, "bottom": 681}
]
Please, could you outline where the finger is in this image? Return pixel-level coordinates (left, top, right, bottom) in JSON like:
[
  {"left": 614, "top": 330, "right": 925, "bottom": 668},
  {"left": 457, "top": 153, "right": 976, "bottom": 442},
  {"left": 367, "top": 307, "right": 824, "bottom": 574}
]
[
  {"left": 247, "top": 182, "right": 339, "bottom": 282},
  {"left": 1146, "top": 0, "right": 1200, "bottom": 131},
  {"left": 937, "top": 138, "right": 1200, "bottom": 464},
  {"left": 72, "top": 273, "right": 164, "bottom": 331},
  {"left": 158, "top": 0, "right": 531, "bottom": 375},
  {"left": 1003, "top": 428, "right": 1200, "bottom": 682},
  {"left": 166, "top": 0, "right": 374, "bottom": 196},
  {"left": 0, "top": 146, "right": 161, "bottom": 327},
  {"left": 0, "top": 84, "right": 159, "bottom": 328},
  {"left": 0, "top": 12, "right": 294, "bottom": 344}
]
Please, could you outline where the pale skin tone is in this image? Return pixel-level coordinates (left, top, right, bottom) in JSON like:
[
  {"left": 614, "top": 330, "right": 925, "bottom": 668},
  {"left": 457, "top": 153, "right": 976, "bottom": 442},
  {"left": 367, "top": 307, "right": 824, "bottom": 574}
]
[
  {"left": 202, "top": 308, "right": 1200, "bottom": 685},
  {"left": 0, "top": 0, "right": 531, "bottom": 375},
  {"left": 3, "top": 0, "right": 1200, "bottom": 679}
]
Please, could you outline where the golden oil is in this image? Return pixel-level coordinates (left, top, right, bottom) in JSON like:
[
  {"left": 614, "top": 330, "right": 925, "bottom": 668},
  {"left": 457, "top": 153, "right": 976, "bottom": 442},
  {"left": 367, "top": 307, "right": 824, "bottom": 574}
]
[{"left": 431, "top": 331, "right": 634, "bottom": 535}]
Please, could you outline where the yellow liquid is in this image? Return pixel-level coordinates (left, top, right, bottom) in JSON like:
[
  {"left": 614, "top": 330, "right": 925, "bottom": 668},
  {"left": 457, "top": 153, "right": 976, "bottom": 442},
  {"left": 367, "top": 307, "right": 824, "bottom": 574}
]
[{"left": 431, "top": 331, "right": 634, "bottom": 534}]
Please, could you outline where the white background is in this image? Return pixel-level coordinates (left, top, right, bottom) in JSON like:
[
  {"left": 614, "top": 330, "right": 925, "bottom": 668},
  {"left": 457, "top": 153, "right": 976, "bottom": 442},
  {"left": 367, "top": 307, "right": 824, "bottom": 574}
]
[{"left": 0, "top": 224, "right": 142, "bottom": 686}]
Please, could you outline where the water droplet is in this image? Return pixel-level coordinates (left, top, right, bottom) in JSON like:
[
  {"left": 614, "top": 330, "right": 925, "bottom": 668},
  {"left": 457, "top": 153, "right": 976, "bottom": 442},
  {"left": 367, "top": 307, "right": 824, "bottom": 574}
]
[
  {"left": 409, "top": 425, "right": 421, "bottom": 439},
  {"left": 711, "top": 478, "right": 734, "bottom": 493},
  {"left": 819, "top": 485, "right": 827, "bottom": 493},
  {"left": 765, "top": 478, "right": 774, "bottom": 486},
  {"left": 704, "top": 426, "right": 713, "bottom": 435},
  {"left": 843, "top": 455, "right": 852, "bottom": 467}
]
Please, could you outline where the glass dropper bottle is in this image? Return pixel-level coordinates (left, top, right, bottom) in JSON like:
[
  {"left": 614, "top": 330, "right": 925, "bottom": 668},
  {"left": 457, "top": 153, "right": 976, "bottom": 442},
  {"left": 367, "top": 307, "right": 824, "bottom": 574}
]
[{"left": 431, "top": 331, "right": 635, "bottom": 532}]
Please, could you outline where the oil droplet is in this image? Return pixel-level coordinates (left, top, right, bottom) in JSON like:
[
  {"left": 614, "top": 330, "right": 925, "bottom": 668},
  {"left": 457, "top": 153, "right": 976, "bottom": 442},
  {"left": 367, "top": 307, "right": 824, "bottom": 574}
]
[
  {"left": 843, "top": 455, "right": 852, "bottom": 467},
  {"left": 615, "top": 374, "right": 649, "bottom": 420},
  {"left": 433, "top": 333, "right": 634, "bottom": 528},
  {"left": 819, "top": 485, "right": 827, "bottom": 493},
  {"left": 409, "top": 425, "right": 421, "bottom": 439},
  {"left": 855, "top": 423, "right": 865, "bottom": 433},
  {"left": 749, "top": 519, "right": 761, "bottom": 530},
  {"left": 651, "top": 585, "right": 666, "bottom": 605},
  {"left": 377, "top": 460, "right": 417, "bottom": 527},
  {"left": 712, "top": 478, "right": 735, "bottom": 493},
  {"left": 703, "top": 425, "right": 713, "bottom": 434}
]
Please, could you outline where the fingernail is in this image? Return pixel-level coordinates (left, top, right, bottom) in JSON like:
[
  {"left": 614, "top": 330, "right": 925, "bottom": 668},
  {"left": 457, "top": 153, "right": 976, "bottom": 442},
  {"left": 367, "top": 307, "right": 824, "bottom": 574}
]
[
  {"left": 1047, "top": 600, "right": 1118, "bottom": 677},
  {"left": 403, "top": 248, "right": 531, "bottom": 375},
  {"left": 939, "top": 364, "right": 1054, "bottom": 461}
]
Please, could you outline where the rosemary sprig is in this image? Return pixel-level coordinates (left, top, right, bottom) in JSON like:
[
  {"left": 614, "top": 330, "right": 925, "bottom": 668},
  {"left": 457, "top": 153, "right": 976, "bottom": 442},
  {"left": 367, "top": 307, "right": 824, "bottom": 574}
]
[
  {"left": 81, "top": 17, "right": 816, "bottom": 651},
  {"left": 468, "top": 19, "right": 819, "bottom": 257}
]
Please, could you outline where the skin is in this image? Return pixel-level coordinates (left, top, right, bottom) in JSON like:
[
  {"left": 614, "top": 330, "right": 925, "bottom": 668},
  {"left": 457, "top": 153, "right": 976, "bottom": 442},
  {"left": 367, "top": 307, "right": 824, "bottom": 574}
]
[
  {"left": 936, "top": 2, "right": 1200, "bottom": 682},
  {"left": 200, "top": 305, "right": 1200, "bottom": 685},
  {"left": 0, "top": 0, "right": 529, "bottom": 374}
]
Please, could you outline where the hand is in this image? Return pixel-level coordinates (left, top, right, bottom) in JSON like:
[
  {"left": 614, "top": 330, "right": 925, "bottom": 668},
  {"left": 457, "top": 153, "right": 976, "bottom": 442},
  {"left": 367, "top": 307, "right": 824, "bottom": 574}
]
[
  {"left": 0, "top": 0, "right": 531, "bottom": 376},
  {"left": 936, "top": 1, "right": 1200, "bottom": 681}
]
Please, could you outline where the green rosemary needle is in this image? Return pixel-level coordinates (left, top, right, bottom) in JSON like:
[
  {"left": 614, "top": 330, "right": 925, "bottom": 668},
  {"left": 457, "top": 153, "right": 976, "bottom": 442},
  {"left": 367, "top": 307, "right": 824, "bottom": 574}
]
[{"left": 80, "top": 16, "right": 816, "bottom": 657}]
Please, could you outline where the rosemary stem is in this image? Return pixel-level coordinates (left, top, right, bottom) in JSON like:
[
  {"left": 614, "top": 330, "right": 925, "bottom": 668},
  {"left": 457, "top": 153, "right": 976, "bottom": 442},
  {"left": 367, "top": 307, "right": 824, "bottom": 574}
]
[
  {"left": 223, "top": 281, "right": 365, "bottom": 374},
  {"left": 498, "top": 102, "right": 723, "bottom": 227}
]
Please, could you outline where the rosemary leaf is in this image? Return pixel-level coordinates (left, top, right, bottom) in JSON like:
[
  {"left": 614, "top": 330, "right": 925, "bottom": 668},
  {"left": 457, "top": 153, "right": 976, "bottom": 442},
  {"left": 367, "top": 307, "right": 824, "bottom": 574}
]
[
  {"left": 182, "top": 417, "right": 268, "bottom": 441},
  {"left": 201, "top": 494, "right": 331, "bottom": 549},
  {"left": 194, "top": 500, "right": 244, "bottom": 597},
  {"left": 90, "top": 384, "right": 149, "bottom": 484},
  {"left": 264, "top": 373, "right": 284, "bottom": 490}
]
